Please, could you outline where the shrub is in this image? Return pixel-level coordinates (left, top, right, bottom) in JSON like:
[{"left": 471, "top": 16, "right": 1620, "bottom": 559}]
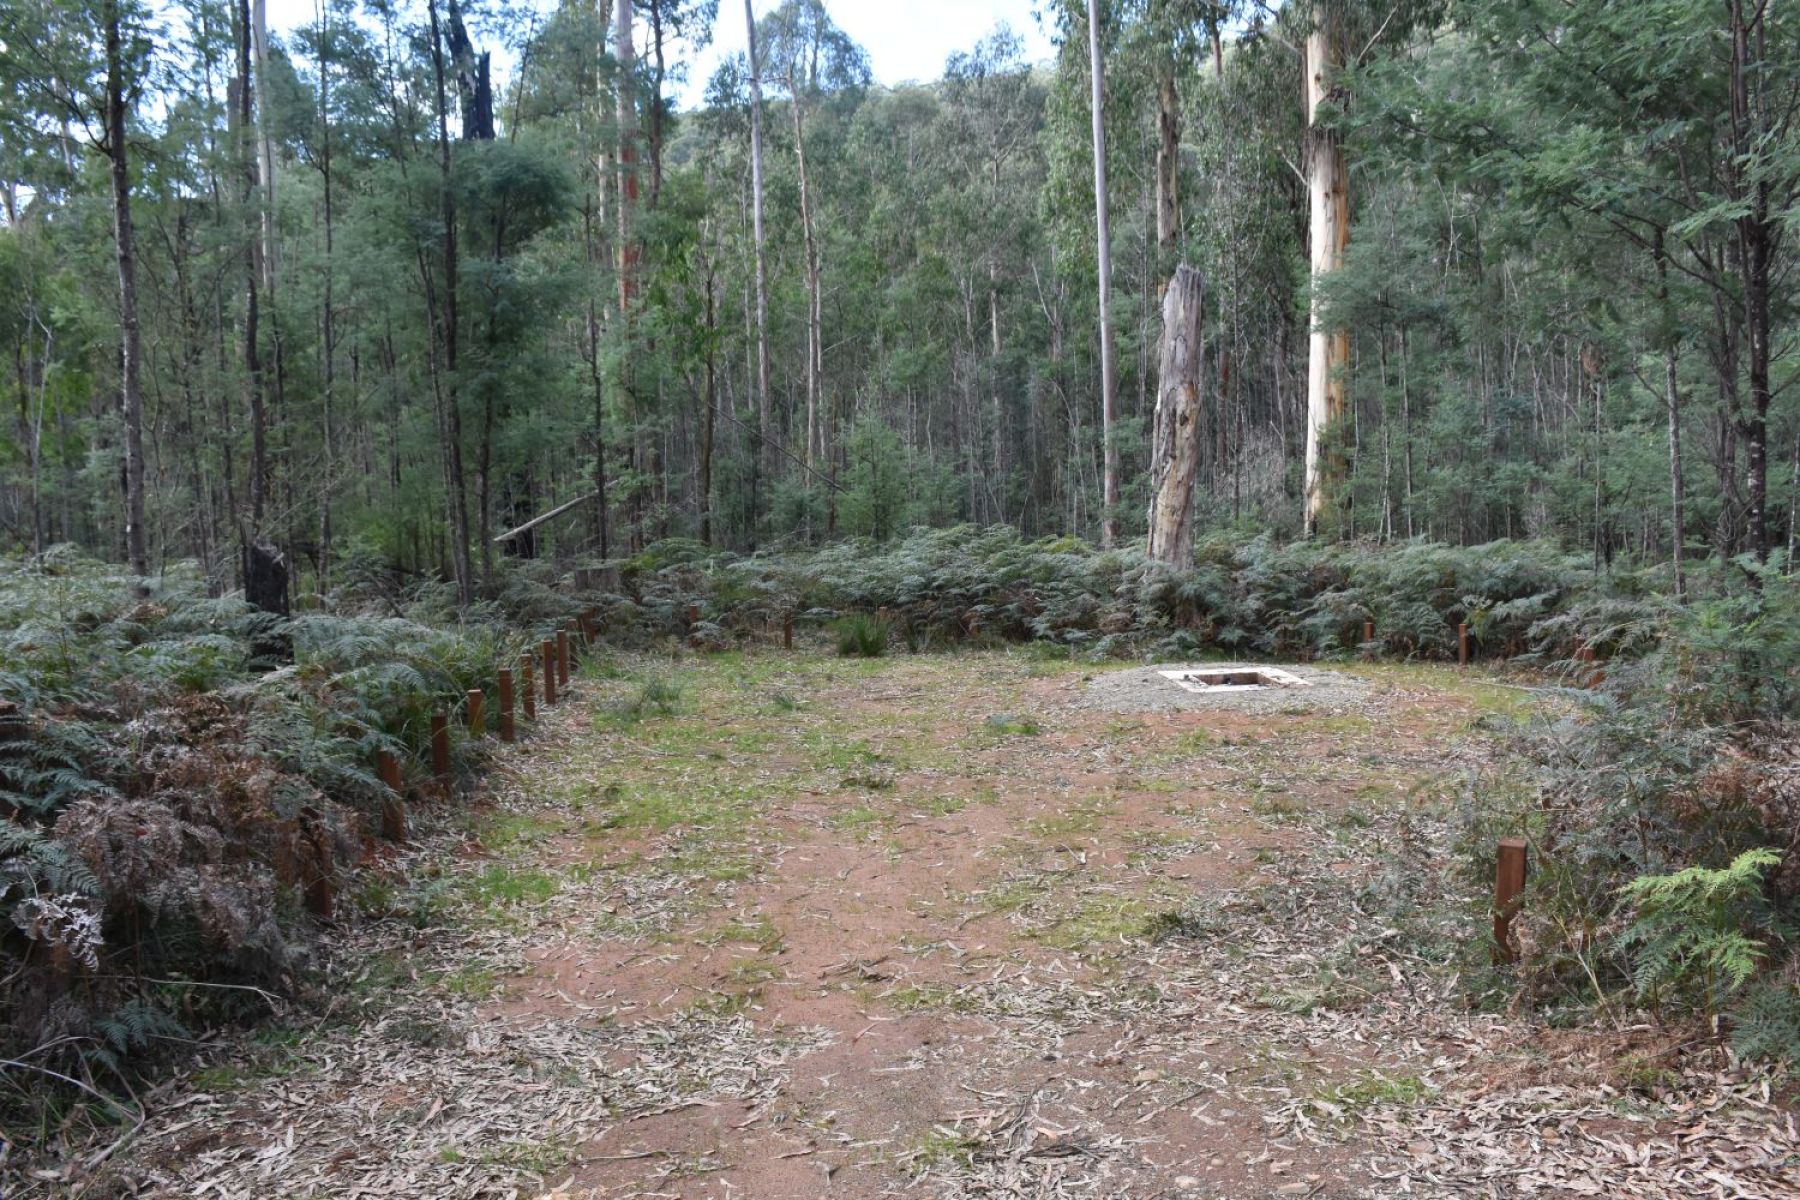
[
  {"left": 833, "top": 613, "right": 890, "bottom": 657},
  {"left": 0, "top": 553, "right": 536, "bottom": 1098}
]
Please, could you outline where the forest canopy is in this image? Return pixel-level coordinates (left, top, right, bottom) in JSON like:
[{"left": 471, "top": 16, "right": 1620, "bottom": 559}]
[{"left": 0, "top": 0, "right": 1792, "bottom": 587}]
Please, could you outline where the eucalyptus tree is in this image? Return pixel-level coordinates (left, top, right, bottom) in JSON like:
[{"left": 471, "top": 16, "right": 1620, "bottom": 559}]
[
  {"left": 757, "top": 0, "right": 868, "bottom": 499},
  {"left": 0, "top": 0, "right": 155, "bottom": 577}
]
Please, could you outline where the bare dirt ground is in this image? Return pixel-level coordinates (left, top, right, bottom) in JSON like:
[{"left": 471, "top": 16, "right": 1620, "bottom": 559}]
[{"left": 86, "top": 648, "right": 1797, "bottom": 1199}]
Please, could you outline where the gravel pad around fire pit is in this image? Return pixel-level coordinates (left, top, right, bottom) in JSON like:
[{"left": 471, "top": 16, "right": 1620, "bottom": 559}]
[{"left": 1080, "top": 661, "right": 1371, "bottom": 714}]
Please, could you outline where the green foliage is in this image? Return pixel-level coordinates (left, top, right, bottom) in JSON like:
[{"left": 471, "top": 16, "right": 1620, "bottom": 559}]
[
  {"left": 832, "top": 612, "right": 890, "bottom": 658},
  {"left": 1620, "top": 849, "right": 1781, "bottom": 1020},
  {"left": 0, "top": 553, "right": 532, "bottom": 1092}
]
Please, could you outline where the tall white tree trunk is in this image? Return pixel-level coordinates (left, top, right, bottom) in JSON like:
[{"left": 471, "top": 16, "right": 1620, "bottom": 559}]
[
  {"left": 744, "top": 0, "right": 773, "bottom": 493},
  {"left": 1147, "top": 266, "right": 1205, "bottom": 565},
  {"left": 1303, "top": 14, "right": 1349, "bottom": 535},
  {"left": 1085, "top": 0, "right": 1119, "bottom": 547},
  {"left": 251, "top": 0, "right": 277, "bottom": 290},
  {"left": 616, "top": 0, "right": 638, "bottom": 308}
]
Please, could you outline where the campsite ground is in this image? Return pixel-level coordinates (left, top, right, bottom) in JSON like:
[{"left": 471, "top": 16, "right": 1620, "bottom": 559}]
[{"left": 93, "top": 648, "right": 1797, "bottom": 1199}]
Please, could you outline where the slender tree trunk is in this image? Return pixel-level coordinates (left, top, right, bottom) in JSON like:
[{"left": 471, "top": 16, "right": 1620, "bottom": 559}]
[
  {"left": 105, "top": 0, "right": 147, "bottom": 578},
  {"left": 426, "top": 0, "right": 473, "bottom": 603},
  {"left": 744, "top": 0, "right": 772, "bottom": 528},
  {"left": 317, "top": 0, "right": 335, "bottom": 590},
  {"left": 1085, "top": 0, "right": 1119, "bottom": 547},
  {"left": 700, "top": 267, "right": 716, "bottom": 545},
  {"left": 1730, "top": 0, "right": 1773, "bottom": 560},
  {"left": 616, "top": 0, "right": 638, "bottom": 309},
  {"left": 234, "top": 0, "right": 269, "bottom": 531},
  {"left": 786, "top": 73, "right": 822, "bottom": 487},
  {"left": 1653, "top": 232, "right": 1685, "bottom": 598},
  {"left": 1302, "top": 13, "right": 1350, "bottom": 535},
  {"left": 1147, "top": 266, "right": 1205, "bottom": 565}
]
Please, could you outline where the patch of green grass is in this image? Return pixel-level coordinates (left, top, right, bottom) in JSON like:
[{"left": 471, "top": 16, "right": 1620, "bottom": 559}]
[
  {"left": 983, "top": 713, "right": 1043, "bottom": 737},
  {"left": 914, "top": 793, "right": 967, "bottom": 816},
  {"left": 431, "top": 963, "right": 501, "bottom": 999},
  {"left": 590, "top": 783, "right": 753, "bottom": 831},
  {"left": 474, "top": 1138, "right": 576, "bottom": 1174},
  {"left": 1026, "top": 800, "right": 1108, "bottom": 839},
  {"left": 803, "top": 733, "right": 890, "bottom": 772},
  {"left": 1316, "top": 1071, "right": 1432, "bottom": 1119},
  {"left": 706, "top": 914, "right": 785, "bottom": 952},
  {"left": 832, "top": 803, "right": 884, "bottom": 832},
  {"left": 1038, "top": 891, "right": 1153, "bottom": 952},
  {"left": 481, "top": 810, "right": 565, "bottom": 850},
  {"left": 188, "top": 1024, "right": 308, "bottom": 1091},
  {"left": 1249, "top": 787, "right": 1304, "bottom": 819},
  {"left": 884, "top": 982, "right": 965, "bottom": 1011},
  {"left": 460, "top": 864, "right": 561, "bottom": 907},
  {"left": 599, "top": 673, "right": 686, "bottom": 726},
  {"left": 905, "top": 1128, "right": 979, "bottom": 1172}
]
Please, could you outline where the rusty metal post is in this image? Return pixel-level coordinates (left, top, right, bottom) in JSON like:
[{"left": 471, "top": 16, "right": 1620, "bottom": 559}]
[
  {"left": 556, "top": 629, "right": 570, "bottom": 685},
  {"left": 466, "top": 688, "right": 484, "bottom": 737},
  {"left": 783, "top": 610, "right": 794, "bottom": 650},
  {"left": 542, "top": 640, "right": 557, "bottom": 705},
  {"left": 521, "top": 655, "right": 536, "bottom": 721},
  {"left": 1458, "top": 622, "right": 1470, "bottom": 666},
  {"left": 498, "top": 668, "right": 515, "bottom": 743},
  {"left": 1363, "top": 620, "right": 1375, "bottom": 645},
  {"left": 431, "top": 713, "right": 451, "bottom": 793},
  {"left": 377, "top": 750, "right": 407, "bottom": 841},
  {"left": 686, "top": 601, "right": 701, "bottom": 627},
  {"left": 1493, "top": 838, "right": 1529, "bottom": 964}
]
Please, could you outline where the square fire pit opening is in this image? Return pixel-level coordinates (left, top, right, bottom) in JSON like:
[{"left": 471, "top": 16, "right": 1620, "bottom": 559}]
[{"left": 1158, "top": 666, "right": 1311, "bottom": 694}]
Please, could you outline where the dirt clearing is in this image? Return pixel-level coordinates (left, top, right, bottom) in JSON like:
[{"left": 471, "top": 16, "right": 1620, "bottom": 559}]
[{"left": 87, "top": 650, "right": 1796, "bottom": 1199}]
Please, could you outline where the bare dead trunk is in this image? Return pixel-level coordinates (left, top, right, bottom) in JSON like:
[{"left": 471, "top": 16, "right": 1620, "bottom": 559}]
[
  {"left": 1155, "top": 67, "right": 1178, "bottom": 262},
  {"left": 1302, "top": 16, "right": 1350, "bottom": 535},
  {"left": 1147, "top": 266, "right": 1205, "bottom": 565},
  {"left": 1085, "top": 0, "right": 1119, "bottom": 547}
]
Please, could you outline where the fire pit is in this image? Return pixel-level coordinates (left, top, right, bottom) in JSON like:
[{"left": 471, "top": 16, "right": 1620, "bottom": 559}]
[{"left": 1158, "top": 666, "right": 1311, "bottom": 693}]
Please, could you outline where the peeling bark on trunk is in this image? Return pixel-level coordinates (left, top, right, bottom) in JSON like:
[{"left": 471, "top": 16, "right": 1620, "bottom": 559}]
[
  {"left": 744, "top": 0, "right": 773, "bottom": 531},
  {"left": 1147, "top": 267, "right": 1205, "bottom": 565},
  {"left": 1085, "top": 0, "right": 1119, "bottom": 547},
  {"left": 1302, "top": 16, "right": 1350, "bottom": 536}
]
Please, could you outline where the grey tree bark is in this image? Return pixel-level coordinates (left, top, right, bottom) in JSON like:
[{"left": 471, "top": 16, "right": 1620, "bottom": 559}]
[
  {"left": 1147, "top": 266, "right": 1205, "bottom": 565},
  {"left": 1085, "top": 0, "right": 1119, "bottom": 547},
  {"left": 103, "top": 0, "right": 148, "bottom": 579}
]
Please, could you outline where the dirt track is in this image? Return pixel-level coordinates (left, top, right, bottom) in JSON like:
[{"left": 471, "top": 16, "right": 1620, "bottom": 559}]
[{"left": 92, "top": 649, "right": 1798, "bottom": 1199}]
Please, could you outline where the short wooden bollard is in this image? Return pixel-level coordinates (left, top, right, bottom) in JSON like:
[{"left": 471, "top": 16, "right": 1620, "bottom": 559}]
[
  {"left": 303, "top": 829, "right": 336, "bottom": 919},
  {"left": 542, "top": 640, "right": 557, "bottom": 705},
  {"left": 1493, "top": 837, "right": 1529, "bottom": 964},
  {"left": 467, "top": 688, "right": 484, "bottom": 737},
  {"left": 686, "top": 602, "right": 701, "bottom": 626},
  {"left": 498, "top": 669, "right": 515, "bottom": 743},
  {"left": 556, "top": 629, "right": 571, "bottom": 685},
  {"left": 783, "top": 610, "right": 794, "bottom": 650},
  {"left": 377, "top": 750, "right": 407, "bottom": 841},
  {"left": 431, "top": 713, "right": 452, "bottom": 793},
  {"left": 521, "top": 656, "right": 536, "bottom": 721},
  {"left": 1458, "top": 622, "right": 1471, "bottom": 666},
  {"left": 1363, "top": 620, "right": 1375, "bottom": 645}
]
